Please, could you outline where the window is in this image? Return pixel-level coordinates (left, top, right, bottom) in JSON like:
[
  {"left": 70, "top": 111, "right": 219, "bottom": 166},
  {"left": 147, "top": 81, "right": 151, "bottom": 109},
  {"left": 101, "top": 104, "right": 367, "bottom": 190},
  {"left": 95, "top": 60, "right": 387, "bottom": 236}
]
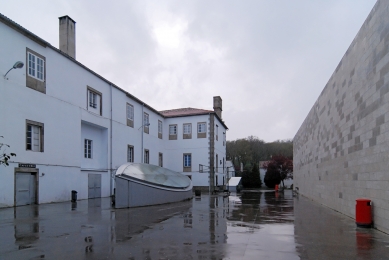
[
  {"left": 158, "top": 120, "right": 163, "bottom": 139},
  {"left": 144, "top": 149, "right": 149, "bottom": 164},
  {"left": 197, "top": 122, "right": 206, "bottom": 138},
  {"left": 216, "top": 125, "right": 219, "bottom": 141},
  {"left": 216, "top": 154, "right": 218, "bottom": 172},
  {"left": 159, "top": 153, "right": 163, "bottom": 167},
  {"left": 84, "top": 139, "right": 92, "bottom": 158},
  {"left": 169, "top": 124, "right": 177, "bottom": 140},
  {"left": 199, "top": 164, "right": 204, "bottom": 173},
  {"left": 126, "top": 103, "right": 134, "bottom": 127},
  {"left": 144, "top": 112, "right": 149, "bottom": 134},
  {"left": 28, "top": 52, "right": 45, "bottom": 81},
  {"left": 89, "top": 92, "right": 97, "bottom": 108},
  {"left": 183, "top": 154, "right": 192, "bottom": 172},
  {"left": 26, "top": 48, "right": 46, "bottom": 93},
  {"left": 87, "top": 87, "right": 102, "bottom": 115},
  {"left": 26, "top": 120, "right": 44, "bottom": 152},
  {"left": 183, "top": 123, "right": 192, "bottom": 139},
  {"left": 223, "top": 132, "right": 226, "bottom": 146},
  {"left": 223, "top": 158, "right": 225, "bottom": 174},
  {"left": 127, "top": 145, "right": 134, "bottom": 162}
]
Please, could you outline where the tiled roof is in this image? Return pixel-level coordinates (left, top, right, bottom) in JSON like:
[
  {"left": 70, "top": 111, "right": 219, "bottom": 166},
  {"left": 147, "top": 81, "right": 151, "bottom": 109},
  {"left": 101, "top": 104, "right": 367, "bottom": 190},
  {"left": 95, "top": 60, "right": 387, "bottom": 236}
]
[{"left": 160, "top": 108, "right": 213, "bottom": 117}]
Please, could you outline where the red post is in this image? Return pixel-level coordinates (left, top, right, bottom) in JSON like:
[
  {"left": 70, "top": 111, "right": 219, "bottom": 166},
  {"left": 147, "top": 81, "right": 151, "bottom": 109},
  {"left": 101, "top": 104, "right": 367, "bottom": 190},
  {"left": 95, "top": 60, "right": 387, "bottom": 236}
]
[
  {"left": 355, "top": 198, "right": 372, "bottom": 228},
  {"left": 275, "top": 184, "right": 279, "bottom": 191}
]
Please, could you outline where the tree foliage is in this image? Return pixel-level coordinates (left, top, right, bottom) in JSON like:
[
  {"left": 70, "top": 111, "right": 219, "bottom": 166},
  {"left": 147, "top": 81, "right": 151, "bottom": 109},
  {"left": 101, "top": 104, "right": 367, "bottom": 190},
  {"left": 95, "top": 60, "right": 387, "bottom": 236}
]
[
  {"left": 226, "top": 136, "right": 293, "bottom": 173},
  {"left": 262, "top": 155, "right": 293, "bottom": 188},
  {"left": 241, "top": 163, "right": 262, "bottom": 188},
  {"left": 0, "top": 136, "right": 16, "bottom": 166}
]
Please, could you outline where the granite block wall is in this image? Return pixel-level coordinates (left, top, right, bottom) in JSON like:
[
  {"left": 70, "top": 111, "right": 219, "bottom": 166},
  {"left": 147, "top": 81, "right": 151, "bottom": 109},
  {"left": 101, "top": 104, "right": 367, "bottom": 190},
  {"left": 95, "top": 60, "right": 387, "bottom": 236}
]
[{"left": 294, "top": 0, "right": 389, "bottom": 234}]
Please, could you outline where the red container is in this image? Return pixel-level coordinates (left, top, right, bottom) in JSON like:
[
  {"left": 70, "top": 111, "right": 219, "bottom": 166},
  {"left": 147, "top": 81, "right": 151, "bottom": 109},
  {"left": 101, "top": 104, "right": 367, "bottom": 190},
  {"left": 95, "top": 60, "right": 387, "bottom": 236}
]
[{"left": 355, "top": 198, "right": 372, "bottom": 228}]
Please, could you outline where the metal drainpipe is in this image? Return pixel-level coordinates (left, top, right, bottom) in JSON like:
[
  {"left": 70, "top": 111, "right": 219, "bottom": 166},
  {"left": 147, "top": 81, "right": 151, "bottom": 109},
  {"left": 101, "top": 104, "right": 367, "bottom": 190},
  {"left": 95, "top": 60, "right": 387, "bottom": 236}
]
[
  {"left": 109, "top": 84, "right": 113, "bottom": 196},
  {"left": 208, "top": 113, "right": 210, "bottom": 194},
  {"left": 141, "top": 103, "right": 144, "bottom": 163}
]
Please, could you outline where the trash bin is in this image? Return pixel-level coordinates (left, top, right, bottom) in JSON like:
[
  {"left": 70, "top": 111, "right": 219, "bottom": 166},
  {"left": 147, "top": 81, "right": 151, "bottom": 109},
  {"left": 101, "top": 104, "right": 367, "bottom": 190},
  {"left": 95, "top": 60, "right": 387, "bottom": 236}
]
[
  {"left": 195, "top": 190, "right": 201, "bottom": 196},
  {"left": 356, "top": 198, "right": 372, "bottom": 228},
  {"left": 71, "top": 190, "right": 77, "bottom": 202}
]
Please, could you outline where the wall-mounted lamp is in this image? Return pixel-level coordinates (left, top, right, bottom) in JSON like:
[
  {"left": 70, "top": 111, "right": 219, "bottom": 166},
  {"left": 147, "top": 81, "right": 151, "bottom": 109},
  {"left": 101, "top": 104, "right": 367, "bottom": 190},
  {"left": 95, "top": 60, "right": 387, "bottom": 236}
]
[
  {"left": 138, "top": 123, "right": 150, "bottom": 130},
  {"left": 4, "top": 61, "right": 24, "bottom": 79}
]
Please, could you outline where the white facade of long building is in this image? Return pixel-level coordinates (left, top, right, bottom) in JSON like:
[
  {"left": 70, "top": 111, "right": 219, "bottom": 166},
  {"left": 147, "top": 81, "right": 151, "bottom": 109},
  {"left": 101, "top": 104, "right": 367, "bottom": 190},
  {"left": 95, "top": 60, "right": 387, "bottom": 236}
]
[{"left": 0, "top": 14, "right": 227, "bottom": 207}]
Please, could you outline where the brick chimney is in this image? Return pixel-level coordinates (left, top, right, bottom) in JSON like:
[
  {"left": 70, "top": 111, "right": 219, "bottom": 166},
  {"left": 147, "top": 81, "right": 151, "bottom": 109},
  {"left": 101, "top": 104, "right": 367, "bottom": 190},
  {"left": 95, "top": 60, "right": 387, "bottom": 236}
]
[
  {"left": 213, "top": 96, "right": 222, "bottom": 119},
  {"left": 59, "top": 16, "right": 76, "bottom": 59}
]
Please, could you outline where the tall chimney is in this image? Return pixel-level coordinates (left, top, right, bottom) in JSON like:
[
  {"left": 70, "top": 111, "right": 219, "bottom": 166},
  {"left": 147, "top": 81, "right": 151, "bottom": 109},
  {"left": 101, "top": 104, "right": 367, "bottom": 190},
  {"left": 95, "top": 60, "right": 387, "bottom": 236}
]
[
  {"left": 213, "top": 96, "right": 222, "bottom": 119},
  {"left": 59, "top": 16, "right": 76, "bottom": 59}
]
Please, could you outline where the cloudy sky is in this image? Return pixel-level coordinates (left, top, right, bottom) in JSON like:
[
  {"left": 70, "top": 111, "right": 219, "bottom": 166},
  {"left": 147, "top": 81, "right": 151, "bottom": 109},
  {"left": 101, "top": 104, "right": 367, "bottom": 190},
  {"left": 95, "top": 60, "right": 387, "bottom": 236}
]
[{"left": 2, "top": 0, "right": 376, "bottom": 142}]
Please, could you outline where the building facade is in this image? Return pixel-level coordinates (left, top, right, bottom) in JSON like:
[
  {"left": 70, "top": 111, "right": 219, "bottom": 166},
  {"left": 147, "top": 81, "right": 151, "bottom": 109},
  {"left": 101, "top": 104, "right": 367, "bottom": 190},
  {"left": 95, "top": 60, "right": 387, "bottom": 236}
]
[
  {"left": 294, "top": 1, "right": 389, "bottom": 233},
  {"left": 0, "top": 14, "right": 227, "bottom": 207}
]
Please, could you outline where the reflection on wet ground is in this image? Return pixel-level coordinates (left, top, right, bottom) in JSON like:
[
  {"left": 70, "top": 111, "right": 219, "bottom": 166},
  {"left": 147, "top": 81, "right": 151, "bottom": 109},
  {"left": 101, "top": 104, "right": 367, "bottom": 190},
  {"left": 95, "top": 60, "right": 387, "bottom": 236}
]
[{"left": 0, "top": 190, "right": 388, "bottom": 259}]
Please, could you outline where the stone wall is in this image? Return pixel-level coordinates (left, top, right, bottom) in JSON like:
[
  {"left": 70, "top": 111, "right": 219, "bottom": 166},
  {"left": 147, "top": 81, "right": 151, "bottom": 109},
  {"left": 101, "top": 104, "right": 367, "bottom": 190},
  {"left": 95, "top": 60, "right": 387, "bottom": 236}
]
[{"left": 294, "top": 0, "right": 389, "bottom": 234}]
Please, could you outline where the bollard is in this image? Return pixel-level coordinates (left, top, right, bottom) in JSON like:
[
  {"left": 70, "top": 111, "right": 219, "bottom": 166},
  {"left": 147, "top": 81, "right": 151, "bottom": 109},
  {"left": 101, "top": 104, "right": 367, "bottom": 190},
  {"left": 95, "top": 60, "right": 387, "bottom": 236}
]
[{"left": 356, "top": 198, "right": 372, "bottom": 228}]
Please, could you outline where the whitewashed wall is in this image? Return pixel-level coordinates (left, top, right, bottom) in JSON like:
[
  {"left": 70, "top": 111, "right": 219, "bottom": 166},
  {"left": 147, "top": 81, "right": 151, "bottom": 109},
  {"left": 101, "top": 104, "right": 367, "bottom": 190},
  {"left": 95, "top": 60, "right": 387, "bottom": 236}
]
[{"left": 0, "top": 17, "right": 227, "bottom": 207}]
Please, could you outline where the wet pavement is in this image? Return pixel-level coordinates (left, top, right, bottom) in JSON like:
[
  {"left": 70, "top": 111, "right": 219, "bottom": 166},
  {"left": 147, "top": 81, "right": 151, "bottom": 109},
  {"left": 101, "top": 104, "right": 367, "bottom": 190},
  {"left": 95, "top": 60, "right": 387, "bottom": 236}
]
[{"left": 0, "top": 190, "right": 388, "bottom": 260}]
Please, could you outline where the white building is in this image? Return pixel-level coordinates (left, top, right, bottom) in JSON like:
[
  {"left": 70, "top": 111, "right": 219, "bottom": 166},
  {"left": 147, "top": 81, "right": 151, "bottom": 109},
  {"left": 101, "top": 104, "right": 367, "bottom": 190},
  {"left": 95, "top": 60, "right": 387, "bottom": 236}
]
[{"left": 0, "top": 14, "right": 227, "bottom": 207}]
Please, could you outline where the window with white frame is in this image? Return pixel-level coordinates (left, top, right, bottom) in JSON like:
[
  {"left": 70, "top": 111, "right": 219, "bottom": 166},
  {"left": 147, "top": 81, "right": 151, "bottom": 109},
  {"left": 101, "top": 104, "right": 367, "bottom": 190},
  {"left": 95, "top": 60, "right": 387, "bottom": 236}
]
[
  {"left": 28, "top": 52, "right": 45, "bottom": 81},
  {"left": 197, "top": 122, "right": 206, "bottom": 138},
  {"left": 126, "top": 103, "right": 134, "bottom": 127},
  {"left": 144, "top": 149, "right": 149, "bottom": 164},
  {"left": 183, "top": 124, "right": 191, "bottom": 134},
  {"left": 183, "top": 123, "right": 192, "bottom": 139},
  {"left": 169, "top": 124, "right": 177, "bottom": 140},
  {"left": 127, "top": 145, "right": 134, "bottom": 162},
  {"left": 87, "top": 87, "right": 102, "bottom": 115},
  {"left": 89, "top": 92, "right": 97, "bottom": 108},
  {"left": 158, "top": 120, "right": 163, "bottom": 139},
  {"left": 183, "top": 153, "right": 192, "bottom": 172},
  {"left": 26, "top": 120, "right": 44, "bottom": 152},
  {"left": 26, "top": 48, "right": 46, "bottom": 93},
  {"left": 144, "top": 112, "right": 149, "bottom": 134},
  {"left": 84, "top": 139, "right": 93, "bottom": 159},
  {"left": 169, "top": 125, "right": 177, "bottom": 135},
  {"left": 198, "top": 123, "right": 206, "bottom": 133}
]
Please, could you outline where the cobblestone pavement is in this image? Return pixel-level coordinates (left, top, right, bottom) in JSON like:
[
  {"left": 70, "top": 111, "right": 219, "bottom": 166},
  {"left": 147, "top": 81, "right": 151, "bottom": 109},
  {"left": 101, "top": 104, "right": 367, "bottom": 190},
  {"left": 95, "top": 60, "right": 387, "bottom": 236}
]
[{"left": 0, "top": 190, "right": 388, "bottom": 259}]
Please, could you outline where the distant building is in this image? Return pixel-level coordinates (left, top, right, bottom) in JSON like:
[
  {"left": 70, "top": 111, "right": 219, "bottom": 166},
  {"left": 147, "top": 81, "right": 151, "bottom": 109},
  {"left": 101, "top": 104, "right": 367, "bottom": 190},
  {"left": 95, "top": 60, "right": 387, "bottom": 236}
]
[{"left": 0, "top": 14, "right": 227, "bottom": 207}]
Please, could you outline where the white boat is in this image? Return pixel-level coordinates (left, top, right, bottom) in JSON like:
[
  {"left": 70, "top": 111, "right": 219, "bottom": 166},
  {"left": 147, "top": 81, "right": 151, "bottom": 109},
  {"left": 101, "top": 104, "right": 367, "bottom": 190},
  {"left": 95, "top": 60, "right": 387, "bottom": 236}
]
[{"left": 115, "top": 163, "right": 193, "bottom": 208}]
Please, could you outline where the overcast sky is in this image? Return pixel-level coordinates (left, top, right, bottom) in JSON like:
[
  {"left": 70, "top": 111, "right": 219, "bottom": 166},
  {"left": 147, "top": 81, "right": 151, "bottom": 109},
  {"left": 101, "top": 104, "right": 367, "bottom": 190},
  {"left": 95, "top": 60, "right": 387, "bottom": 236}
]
[{"left": 2, "top": 0, "right": 377, "bottom": 142}]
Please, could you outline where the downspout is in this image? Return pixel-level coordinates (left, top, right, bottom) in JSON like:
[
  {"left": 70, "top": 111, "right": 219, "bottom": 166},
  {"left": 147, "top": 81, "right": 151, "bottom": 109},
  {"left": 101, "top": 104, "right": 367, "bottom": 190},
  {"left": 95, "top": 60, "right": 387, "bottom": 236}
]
[
  {"left": 110, "top": 84, "right": 113, "bottom": 196},
  {"left": 209, "top": 113, "right": 215, "bottom": 194},
  {"left": 141, "top": 103, "right": 144, "bottom": 163}
]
